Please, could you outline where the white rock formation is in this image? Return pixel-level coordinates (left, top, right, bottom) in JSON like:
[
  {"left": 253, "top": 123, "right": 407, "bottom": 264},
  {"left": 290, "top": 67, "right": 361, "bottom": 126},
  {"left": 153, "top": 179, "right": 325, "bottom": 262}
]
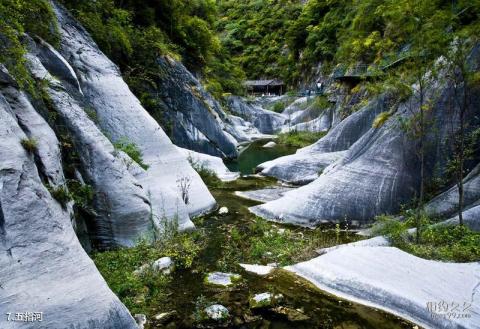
[
  {"left": 239, "top": 264, "right": 275, "bottom": 276},
  {"left": 52, "top": 3, "right": 216, "bottom": 231},
  {"left": 204, "top": 305, "right": 229, "bottom": 321},
  {"left": 263, "top": 141, "right": 277, "bottom": 148},
  {"left": 0, "top": 94, "right": 137, "bottom": 329},
  {"left": 218, "top": 207, "right": 229, "bottom": 215},
  {"left": 205, "top": 272, "right": 241, "bottom": 286},
  {"left": 235, "top": 186, "right": 297, "bottom": 203},
  {"left": 249, "top": 292, "right": 284, "bottom": 309},
  {"left": 286, "top": 244, "right": 480, "bottom": 329},
  {"left": 177, "top": 147, "right": 240, "bottom": 182}
]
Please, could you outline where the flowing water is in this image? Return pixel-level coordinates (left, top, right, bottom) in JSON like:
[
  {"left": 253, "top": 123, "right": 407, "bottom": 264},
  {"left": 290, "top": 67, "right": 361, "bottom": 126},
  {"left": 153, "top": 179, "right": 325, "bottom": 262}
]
[{"left": 141, "top": 142, "right": 416, "bottom": 328}]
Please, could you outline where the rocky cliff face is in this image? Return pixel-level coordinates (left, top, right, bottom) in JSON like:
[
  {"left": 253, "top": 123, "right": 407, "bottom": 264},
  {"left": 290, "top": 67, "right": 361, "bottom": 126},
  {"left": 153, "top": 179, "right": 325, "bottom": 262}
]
[
  {"left": 0, "top": 3, "right": 226, "bottom": 326},
  {"left": 50, "top": 3, "right": 217, "bottom": 234},
  {"left": 0, "top": 76, "right": 137, "bottom": 328},
  {"left": 226, "top": 96, "right": 287, "bottom": 134},
  {"left": 146, "top": 56, "right": 239, "bottom": 158},
  {"left": 251, "top": 62, "right": 480, "bottom": 226}
]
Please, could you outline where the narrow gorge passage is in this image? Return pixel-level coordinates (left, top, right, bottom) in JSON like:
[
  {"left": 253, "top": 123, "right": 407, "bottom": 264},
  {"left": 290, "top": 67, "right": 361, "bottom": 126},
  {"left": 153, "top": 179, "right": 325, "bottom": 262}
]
[
  {"left": 94, "top": 142, "right": 415, "bottom": 329},
  {"left": 2, "top": 1, "right": 479, "bottom": 328}
]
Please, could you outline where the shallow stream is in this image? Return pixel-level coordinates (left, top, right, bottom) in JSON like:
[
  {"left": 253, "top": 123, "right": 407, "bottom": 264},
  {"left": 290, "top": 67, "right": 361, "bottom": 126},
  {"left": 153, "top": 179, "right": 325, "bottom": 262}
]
[{"left": 142, "top": 141, "right": 415, "bottom": 328}]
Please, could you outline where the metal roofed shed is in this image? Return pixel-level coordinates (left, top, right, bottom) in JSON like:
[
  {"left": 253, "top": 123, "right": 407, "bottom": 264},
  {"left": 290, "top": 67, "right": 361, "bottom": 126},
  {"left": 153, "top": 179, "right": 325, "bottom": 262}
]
[{"left": 245, "top": 79, "right": 285, "bottom": 96}]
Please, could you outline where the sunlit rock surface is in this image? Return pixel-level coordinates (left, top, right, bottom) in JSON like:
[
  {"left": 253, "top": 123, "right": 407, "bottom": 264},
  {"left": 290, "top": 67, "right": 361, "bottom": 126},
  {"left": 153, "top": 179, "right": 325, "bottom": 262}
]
[
  {"left": 440, "top": 205, "right": 480, "bottom": 232},
  {"left": 177, "top": 147, "right": 240, "bottom": 182},
  {"left": 257, "top": 150, "right": 346, "bottom": 185},
  {"left": 0, "top": 98, "right": 137, "bottom": 329},
  {"left": 257, "top": 97, "right": 388, "bottom": 185},
  {"left": 53, "top": 3, "right": 216, "bottom": 229},
  {"left": 226, "top": 96, "right": 287, "bottom": 134},
  {"left": 224, "top": 114, "right": 272, "bottom": 143},
  {"left": 235, "top": 186, "right": 297, "bottom": 203},
  {"left": 27, "top": 41, "right": 154, "bottom": 248},
  {"left": 286, "top": 242, "right": 480, "bottom": 329}
]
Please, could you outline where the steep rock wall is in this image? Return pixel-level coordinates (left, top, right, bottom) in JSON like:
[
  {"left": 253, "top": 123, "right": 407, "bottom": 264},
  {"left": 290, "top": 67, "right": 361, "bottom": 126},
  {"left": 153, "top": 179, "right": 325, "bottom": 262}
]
[{"left": 0, "top": 92, "right": 137, "bottom": 329}]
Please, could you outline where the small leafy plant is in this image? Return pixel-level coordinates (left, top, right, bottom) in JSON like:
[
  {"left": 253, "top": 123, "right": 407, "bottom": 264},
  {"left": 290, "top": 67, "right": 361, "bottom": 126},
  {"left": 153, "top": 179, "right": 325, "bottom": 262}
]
[
  {"left": 20, "top": 138, "right": 38, "bottom": 153},
  {"left": 113, "top": 138, "right": 149, "bottom": 170}
]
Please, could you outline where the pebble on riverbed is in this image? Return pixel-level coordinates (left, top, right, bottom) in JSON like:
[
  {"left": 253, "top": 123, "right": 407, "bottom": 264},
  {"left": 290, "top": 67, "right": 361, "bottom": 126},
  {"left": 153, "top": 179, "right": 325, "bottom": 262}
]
[
  {"left": 218, "top": 206, "right": 229, "bottom": 215},
  {"left": 134, "top": 314, "right": 147, "bottom": 329},
  {"left": 154, "top": 311, "right": 177, "bottom": 324},
  {"left": 133, "top": 257, "right": 174, "bottom": 276},
  {"left": 205, "top": 272, "right": 242, "bottom": 287},
  {"left": 205, "top": 304, "right": 229, "bottom": 321},
  {"left": 249, "top": 292, "right": 284, "bottom": 309}
]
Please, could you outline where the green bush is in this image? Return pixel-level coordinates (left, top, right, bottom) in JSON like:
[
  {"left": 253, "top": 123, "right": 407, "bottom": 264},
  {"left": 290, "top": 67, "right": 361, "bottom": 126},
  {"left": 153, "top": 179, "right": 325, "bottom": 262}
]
[
  {"left": 48, "top": 185, "right": 72, "bottom": 207},
  {"left": 271, "top": 102, "right": 285, "bottom": 113},
  {"left": 0, "top": 0, "right": 59, "bottom": 91},
  {"left": 372, "top": 111, "right": 392, "bottom": 128},
  {"left": 20, "top": 138, "right": 38, "bottom": 153},
  {"left": 188, "top": 156, "right": 223, "bottom": 188},
  {"left": 277, "top": 130, "right": 326, "bottom": 148},
  {"left": 92, "top": 222, "right": 205, "bottom": 314},
  {"left": 373, "top": 215, "right": 480, "bottom": 262},
  {"left": 113, "top": 138, "right": 148, "bottom": 170},
  {"left": 67, "top": 180, "right": 94, "bottom": 211},
  {"left": 216, "top": 217, "right": 357, "bottom": 267},
  {"left": 61, "top": 0, "right": 244, "bottom": 96}
]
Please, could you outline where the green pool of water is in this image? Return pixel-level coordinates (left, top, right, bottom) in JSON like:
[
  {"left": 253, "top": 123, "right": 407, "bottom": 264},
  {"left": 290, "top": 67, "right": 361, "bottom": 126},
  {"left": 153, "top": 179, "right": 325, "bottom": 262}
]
[{"left": 225, "top": 140, "right": 296, "bottom": 175}]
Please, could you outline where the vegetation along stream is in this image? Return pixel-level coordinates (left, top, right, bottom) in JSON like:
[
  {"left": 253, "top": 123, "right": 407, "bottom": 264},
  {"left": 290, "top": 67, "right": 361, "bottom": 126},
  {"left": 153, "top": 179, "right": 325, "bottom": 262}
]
[{"left": 92, "top": 142, "right": 415, "bottom": 329}]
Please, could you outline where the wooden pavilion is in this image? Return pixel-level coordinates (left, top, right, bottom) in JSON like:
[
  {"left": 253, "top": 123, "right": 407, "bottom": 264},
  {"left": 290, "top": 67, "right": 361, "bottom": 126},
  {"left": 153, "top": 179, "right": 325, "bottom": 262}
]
[{"left": 244, "top": 79, "right": 285, "bottom": 96}]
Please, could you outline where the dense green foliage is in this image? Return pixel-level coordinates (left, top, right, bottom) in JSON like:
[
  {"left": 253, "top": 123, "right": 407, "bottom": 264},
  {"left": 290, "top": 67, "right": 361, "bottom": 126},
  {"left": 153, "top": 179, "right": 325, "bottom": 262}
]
[
  {"left": 373, "top": 215, "right": 480, "bottom": 262},
  {"left": 217, "top": 0, "right": 480, "bottom": 85},
  {"left": 217, "top": 0, "right": 302, "bottom": 81},
  {"left": 0, "top": 0, "right": 59, "bottom": 90},
  {"left": 60, "top": 0, "right": 245, "bottom": 97}
]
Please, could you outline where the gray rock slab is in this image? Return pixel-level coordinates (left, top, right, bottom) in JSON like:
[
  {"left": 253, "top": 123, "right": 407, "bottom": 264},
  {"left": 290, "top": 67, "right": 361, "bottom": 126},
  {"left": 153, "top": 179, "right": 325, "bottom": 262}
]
[
  {"left": 235, "top": 186, "right": 297, "bottom": 203},
  {"left": 257, "top": 150, "right": 346, "bottom": 185},
  {"left": 286, "top": 246, "right": 480, "bottom": 329}
]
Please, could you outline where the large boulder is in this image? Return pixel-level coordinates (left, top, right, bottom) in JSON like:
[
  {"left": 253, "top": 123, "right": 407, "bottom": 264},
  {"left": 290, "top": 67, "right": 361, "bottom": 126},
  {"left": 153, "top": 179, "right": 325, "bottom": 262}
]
[
  {"left": 0, "top": 97, "right": 137, "bottom": 329},
  {"left": 441, "top": 204, "right": 480, "bottom": 231},
  {"left": 177, "top": 147, "right": 240, "bottom": 182},
  {"left": 26, "top": 45, "right": 154, "bottom": 248},
  {"left": 223, "top": 114, "right": 270, "bottom": 143},
  {"left": 51, "top": 3, "right": 216, "bottom": 230},
  {"left": 251, "top": 109, "right": 418, "bottom": 226},
  {"left": 257, "top": 150, "right": 346, "bottom": 185},
  {"left": 226, "top": 96, "right": 287, "bottom": 134},
  {"left": 425, "top": 163, "right": 480, "bottom": 219}
]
